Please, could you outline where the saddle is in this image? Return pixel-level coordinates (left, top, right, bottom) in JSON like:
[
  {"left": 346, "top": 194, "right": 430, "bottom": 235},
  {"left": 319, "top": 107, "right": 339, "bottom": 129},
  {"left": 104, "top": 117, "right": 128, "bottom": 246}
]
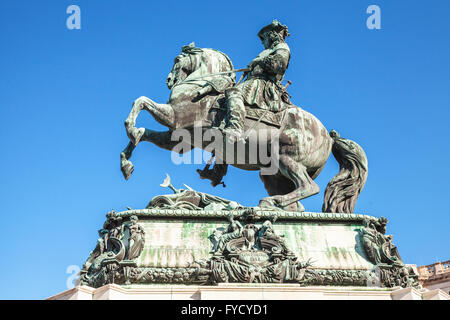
[{"left": 244, "top": 106, "right": 287, "bottom": 128}]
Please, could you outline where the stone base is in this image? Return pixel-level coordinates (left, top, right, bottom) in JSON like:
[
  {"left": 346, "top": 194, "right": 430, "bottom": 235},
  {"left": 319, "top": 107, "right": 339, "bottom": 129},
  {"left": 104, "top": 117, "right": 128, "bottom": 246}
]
[
  {"left": 47, "top": 284, "right": 450, "bottom": 300},
  {"left": 79, "top": 208, "right": 421, "bottom": 289}
]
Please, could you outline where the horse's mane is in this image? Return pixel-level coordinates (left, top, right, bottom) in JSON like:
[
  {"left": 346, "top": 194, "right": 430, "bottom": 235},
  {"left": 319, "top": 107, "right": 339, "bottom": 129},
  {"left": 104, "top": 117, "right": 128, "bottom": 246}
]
[{"left": 183, "top": 47, "right": 235, "bottom": 82}]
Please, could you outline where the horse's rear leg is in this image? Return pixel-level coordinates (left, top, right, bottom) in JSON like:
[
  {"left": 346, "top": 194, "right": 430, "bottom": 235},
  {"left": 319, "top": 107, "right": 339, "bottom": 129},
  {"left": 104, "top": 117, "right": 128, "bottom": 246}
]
[
  {"left": 259, "top": 173, "right": 297, "bottom": 210},
  {"left": 259, "top": 156, "right": 319, "bottom": 212}
]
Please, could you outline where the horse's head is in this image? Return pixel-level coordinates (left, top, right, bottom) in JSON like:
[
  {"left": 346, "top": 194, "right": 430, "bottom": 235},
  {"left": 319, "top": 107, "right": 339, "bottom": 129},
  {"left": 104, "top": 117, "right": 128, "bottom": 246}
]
[
  {"left": 166, "top": 53, "right": 190, "bottom": 89},
  {"left": 166, "top": 42, "right": 203, "bottom": 89},
  {"left": 166, "top": 42, "right": 234, "bottom": 90}
]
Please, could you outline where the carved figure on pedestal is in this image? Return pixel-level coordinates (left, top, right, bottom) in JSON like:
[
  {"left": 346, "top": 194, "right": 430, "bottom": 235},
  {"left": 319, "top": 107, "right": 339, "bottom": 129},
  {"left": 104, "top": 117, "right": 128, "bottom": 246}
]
[
  {"left": 361, "top": 217, "right": 419, "bottom": 288},
  {"left": 258, "top": 216, "right": 294, "bottom": 257},
  {"left": 124, "top": 215, "right": 146, "bottom": 260},
  {"left": 214, "top": 214, "right": 243, "bottom": 256},
  {"left": 197, "top": 214, "right": 312, "bottom": 284},
  {"left": 80, "top": 213, "right": 146, "bottom": 287},
  {"left": 362, "top": 217, "right": 402, "bottom": 266},
  {"left": 82, "top": 229, "right": 109, "bottom": 271}
]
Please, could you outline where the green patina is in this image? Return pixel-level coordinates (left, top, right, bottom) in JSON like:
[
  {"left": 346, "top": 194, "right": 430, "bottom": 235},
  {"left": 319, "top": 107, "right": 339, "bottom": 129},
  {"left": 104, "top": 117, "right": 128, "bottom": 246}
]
[
  {"left": 339, "top": 247, "right": 349, "bottom": 260},
  {"left": 181, "top": 221, "right": 195, "bottom": 239},
  {"left": 80, "top": 209, "right": 419, "bottom": 289},
  {"left": 331, "top": 247, "right": 340, "bottom": 260},
  {"left": 131, "top": 213, "right": 375, "bottom": 270},
  {"left": 296, "top": 223, "right": 307, "bottom": 242},
  {"left": 325, "top": 247, "right": 332, "bottom": 259}
]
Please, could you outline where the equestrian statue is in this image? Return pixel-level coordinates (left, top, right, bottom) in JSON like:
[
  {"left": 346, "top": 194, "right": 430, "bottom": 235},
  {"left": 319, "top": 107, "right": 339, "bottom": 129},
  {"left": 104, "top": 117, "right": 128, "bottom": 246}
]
[{"left": 120, "top": 20, "right": 368, "bottom": 213}]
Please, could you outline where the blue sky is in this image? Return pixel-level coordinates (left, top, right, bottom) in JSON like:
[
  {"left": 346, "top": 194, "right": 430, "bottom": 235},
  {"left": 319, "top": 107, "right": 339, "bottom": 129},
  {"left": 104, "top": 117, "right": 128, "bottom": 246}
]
[{"left": 1, "top": 0, "right": 449, "bottom": 299}]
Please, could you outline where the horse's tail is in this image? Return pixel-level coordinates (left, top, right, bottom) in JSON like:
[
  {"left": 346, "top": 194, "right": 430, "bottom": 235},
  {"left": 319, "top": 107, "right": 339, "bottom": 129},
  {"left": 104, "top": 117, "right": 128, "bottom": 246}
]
[{"left": 322, "top": 130, "right": 368, "bottom": 213}]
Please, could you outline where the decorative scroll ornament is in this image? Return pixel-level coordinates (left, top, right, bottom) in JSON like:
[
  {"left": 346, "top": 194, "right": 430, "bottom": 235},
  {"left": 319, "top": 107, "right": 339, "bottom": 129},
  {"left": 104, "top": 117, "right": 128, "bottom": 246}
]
[
  {"left": 361, "top": 217, "right": 419, "bottom": 288},
  {"left": 80, "top": 211, "right": 145, "bottom": 287},
  {"left": 189, "top": 213, "right": 312, "bottom": 284},
  {"left": 78, "top": 208, "right": 417, "bottom": 289}
]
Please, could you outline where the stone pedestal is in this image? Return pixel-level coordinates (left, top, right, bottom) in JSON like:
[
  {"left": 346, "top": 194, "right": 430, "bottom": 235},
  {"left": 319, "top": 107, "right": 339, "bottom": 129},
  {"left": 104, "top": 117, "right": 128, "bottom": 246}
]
[
  {"left": 70, "top": 206, "right": 423, "bottom": 297},
  {"left": 48, "top": 284, "right": 450, "bottom": 300},
  {"left": 125, "top": 209, "right": 374, "bottom": 271}
]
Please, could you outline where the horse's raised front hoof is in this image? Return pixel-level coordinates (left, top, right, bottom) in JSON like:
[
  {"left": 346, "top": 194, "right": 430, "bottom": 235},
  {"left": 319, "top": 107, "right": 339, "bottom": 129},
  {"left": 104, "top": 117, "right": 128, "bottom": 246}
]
[
  {"left": 121, "top": 161, "right": 134, "bottom": 180},
  {"left": 120, "top": 153, "right": 134, "bottom": 180},
  {"left": 128, "top": 127, "right": 145, "bottom": 146}
]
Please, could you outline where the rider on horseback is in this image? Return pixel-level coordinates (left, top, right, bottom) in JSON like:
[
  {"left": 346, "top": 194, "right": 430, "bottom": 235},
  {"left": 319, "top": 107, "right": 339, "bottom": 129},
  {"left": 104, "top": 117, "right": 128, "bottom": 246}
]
[
  {"left": 121, "top": 20, "right": 368, "bottom": 213},
  {"left": 222, "top": 20, "right": 291, "bottom": 143}
]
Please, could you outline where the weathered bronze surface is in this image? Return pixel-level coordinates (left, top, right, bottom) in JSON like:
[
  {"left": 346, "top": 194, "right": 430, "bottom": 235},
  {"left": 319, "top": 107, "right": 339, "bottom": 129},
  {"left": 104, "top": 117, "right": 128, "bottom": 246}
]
[
  {"left": 79, "top": 206, "right": 418, "bottom": 289},
  {"left": 360, "top": 217, "right": 419, "bottom": 288},
  {"left": 120, "top": 20, "right": 368, "bottom": 213},
  {"left": 323, "top": 130, "right": 368, "bottom": 213},
  {"left": 77, "top": 20, "right": 420, "bottom": 290}
]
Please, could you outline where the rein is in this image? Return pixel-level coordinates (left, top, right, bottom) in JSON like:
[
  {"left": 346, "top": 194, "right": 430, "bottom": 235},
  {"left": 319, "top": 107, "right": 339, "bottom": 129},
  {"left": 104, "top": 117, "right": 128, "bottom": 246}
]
[{"left": 172, "top": 68, "right": 249, "bottom": 89}]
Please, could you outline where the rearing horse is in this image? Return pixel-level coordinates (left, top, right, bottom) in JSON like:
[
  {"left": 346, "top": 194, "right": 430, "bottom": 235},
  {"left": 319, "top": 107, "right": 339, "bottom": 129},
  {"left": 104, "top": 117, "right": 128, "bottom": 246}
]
[{"left": 121, "top": 44, "right": 368, "bottom": 213}]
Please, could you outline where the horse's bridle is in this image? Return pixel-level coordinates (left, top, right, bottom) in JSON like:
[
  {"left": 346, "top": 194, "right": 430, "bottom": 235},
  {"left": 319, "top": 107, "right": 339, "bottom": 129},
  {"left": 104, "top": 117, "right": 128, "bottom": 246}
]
[{"left": 171, "top": 48, "right": 246, "bottom": 89}]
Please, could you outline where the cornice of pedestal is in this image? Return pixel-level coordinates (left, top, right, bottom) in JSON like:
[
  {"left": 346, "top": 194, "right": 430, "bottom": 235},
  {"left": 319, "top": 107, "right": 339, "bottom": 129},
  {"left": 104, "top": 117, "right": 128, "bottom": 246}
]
[{"left": 115, "top": 208, "right": 378, "bottom": 222}]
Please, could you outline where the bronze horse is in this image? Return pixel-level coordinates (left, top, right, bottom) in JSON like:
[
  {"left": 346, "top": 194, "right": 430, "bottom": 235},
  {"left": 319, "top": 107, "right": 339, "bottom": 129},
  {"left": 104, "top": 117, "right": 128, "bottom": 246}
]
[{"left": 121, "top": 45, "right": 368, "bottom": 213}]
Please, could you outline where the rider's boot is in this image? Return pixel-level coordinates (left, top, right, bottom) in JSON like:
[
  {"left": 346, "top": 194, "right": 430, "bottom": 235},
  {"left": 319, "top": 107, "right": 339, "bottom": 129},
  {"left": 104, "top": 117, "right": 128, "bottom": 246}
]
[{"left": 222, "top": 88, "right": 246, "bottom": 144}]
